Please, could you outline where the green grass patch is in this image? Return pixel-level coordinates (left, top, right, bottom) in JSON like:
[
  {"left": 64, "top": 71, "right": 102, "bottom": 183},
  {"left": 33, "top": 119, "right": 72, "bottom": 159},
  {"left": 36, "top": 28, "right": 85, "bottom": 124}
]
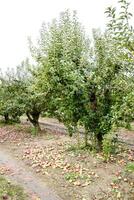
[
  {"left": 126, "top": 162, "right": 134, "bottom": 172},
  {"left": 64, "top": 171, "right": 91, "bottom": 184},
  {"left": 0, "top": 176, "right": 27, "bottom": 200},
  {"left": 64, "top": 172, "right": 79, "bottom": 182}
]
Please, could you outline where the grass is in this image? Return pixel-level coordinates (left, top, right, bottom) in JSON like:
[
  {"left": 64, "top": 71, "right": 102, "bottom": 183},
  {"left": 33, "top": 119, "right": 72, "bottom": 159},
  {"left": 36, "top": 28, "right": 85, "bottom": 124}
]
[
  {"left": 64, "top": 172, "right": 79, "bottom": 182},
  {"left": 126, "top": 162, "right": 134, "bottom": 172},
  {"left": 0, "top": 176, "right": 27, "bottom": 200}
]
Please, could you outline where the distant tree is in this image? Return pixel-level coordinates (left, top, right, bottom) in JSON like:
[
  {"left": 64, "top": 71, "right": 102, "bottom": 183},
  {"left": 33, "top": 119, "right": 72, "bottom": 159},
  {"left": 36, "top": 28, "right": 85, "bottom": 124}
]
[
  {"left": 0, "top": 60, "right": 47, "bottom": 131},
  {"left": 0, "top": 69, "right": 25, "bottom": 123},
  {"left": 17, "top": 60, "right": 48, "bottom": 131}
]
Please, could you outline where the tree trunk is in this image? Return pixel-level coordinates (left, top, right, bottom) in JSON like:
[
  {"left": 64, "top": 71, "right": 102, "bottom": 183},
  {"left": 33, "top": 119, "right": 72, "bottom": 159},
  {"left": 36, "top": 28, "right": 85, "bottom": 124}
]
[
  {"left": 33, "top": 120, "right": 41, "bottom": 131},
  {"left": 4, "top": 113, "right": 9, "bottom": 123},
  {"left": 26, "top": 111, "right": 41, "bottom": 131},
  {"left": 96, "top": 133, "right": 103, "bottom": 151}
]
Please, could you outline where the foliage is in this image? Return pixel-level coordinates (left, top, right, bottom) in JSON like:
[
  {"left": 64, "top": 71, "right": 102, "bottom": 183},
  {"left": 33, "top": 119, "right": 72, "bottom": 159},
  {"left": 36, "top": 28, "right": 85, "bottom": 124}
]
[
  {"left": 16, "top": 60, "right": 48, "bottom": 131},
  {"left": 80, "top": 0, "right": 134, "bottom": 148},
  {"left": 0, "top": 60, "right": 47, "bottom": 131},
  {"left": 29, "top": 2, "right": 134, "bottom": 149},
  {"left": 0, "top": 0, "right": 134, "bottom": 149},
  {"left": 102, "top": 133, "right": 118, "bottom": 161},
  {"left": 30, "top": 10, "right": 90, "bottom": 136},
  {"left": 101, "top": 0, "right": 134, "bottom": 137},
  {"left": 0, "top": 69, "right": 26, "bottom": 123}
]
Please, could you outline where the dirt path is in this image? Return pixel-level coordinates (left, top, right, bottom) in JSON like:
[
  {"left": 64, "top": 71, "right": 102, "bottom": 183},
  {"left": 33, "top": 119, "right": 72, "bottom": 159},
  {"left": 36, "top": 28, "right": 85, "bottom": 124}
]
[
  {"left": 0, "top": 121, "right": 134, "bottom": 200},
  {"left": 38, "top": 118, "right": 134, "bottom": 148},
  {"left": 0, "top": 147, "right": 62, "bottom": 200}
]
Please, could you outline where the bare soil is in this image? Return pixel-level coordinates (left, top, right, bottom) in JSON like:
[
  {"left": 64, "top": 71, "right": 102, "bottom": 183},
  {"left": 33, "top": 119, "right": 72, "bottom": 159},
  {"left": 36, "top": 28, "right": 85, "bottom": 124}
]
[{"left": 0, "top": 120, "right": 134, "bottom": 200}]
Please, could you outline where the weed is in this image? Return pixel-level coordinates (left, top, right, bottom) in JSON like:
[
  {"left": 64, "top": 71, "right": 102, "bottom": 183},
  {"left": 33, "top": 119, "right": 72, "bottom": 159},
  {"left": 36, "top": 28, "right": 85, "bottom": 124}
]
[
  {"left": 64, "top": 172, "right": 79, "bottom": 182},
  {"left": 126, "top": 162, "right": 134, "bottom": 172},
  {"left": 102, "top": 133, "right": 118, "bottom": 161},
  {"left": 0, "top": 176, "right": 27, "bottom": 200},
  {"left": 112, "top": 178, "right": 120, "bottom": 184},
  {"left": 30, "top": 127, "right": 38, "bottom": 136}
]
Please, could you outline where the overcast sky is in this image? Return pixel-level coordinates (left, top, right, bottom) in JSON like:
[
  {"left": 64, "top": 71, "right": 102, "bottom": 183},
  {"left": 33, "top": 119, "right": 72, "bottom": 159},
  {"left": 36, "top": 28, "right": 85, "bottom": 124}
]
[{"left": 0, "top": 0, "right": 134, "bottom": 71}]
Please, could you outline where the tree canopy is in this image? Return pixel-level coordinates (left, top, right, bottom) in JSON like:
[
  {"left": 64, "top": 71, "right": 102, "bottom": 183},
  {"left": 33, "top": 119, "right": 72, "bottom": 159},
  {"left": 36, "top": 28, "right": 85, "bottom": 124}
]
[{"left": 0, "top": 0, "right": 133, "bottom": 150}]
